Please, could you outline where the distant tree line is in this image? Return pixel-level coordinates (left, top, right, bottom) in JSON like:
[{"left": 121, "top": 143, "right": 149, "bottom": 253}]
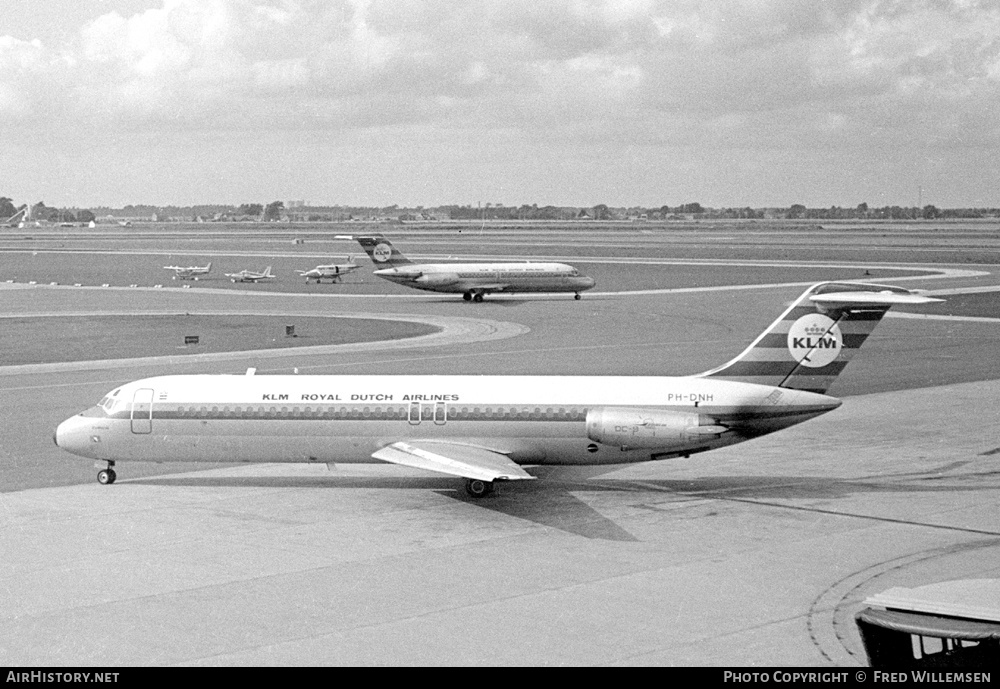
[
  {"left": 0, "top": 198, "right": 96, "bottom": 223},
  {"left": 5, "top": 194, "right": 1000, "bottom": 224}
]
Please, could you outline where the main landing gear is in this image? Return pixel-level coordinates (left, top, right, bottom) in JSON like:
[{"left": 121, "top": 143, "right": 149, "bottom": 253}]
[
  {"left": 96, "top": 461, "right": 117, "bottom": 485},
  {"left": 462, "top": 292, "right": 485, "bottom": 302},
  {"left": 465, "top": 478, "right": 494, "bottom": 498}
]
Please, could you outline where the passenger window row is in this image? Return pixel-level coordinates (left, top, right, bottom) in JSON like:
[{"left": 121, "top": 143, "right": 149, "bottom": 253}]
[{"left": 163, "top": 405, "right": 587, "bottom": 421}]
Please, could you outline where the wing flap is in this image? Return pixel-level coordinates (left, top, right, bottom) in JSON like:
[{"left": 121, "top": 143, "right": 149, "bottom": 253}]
[{"left": 372, "top": 441, "right": 535, "bottom": 482}]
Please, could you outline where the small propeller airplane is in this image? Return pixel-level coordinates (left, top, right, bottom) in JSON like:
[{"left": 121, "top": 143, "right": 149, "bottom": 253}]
[
  {"left": 163, "top": 261, "right": 212, "bottom": 280},
  {"left": 296, "top": 256, "right": 360, "bottom": 284},
  {"left": 224, "top": 266, "right": 275, "bottom": 283}
]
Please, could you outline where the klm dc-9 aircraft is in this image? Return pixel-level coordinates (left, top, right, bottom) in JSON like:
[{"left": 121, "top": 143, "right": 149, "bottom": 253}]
[
  {"left": 55, "top": 282, "right": 939, "bottom": 497},
  {"left": 338, "top": 234, "right": 596, "bottom": 301}
]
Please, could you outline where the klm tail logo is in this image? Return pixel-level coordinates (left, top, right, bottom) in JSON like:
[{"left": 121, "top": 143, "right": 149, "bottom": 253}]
[
  {"left": 372, "top": 243, "right": 393, "bottom": 262},
  {"left": 786, "top": 314, "right": 842, "bottom": 368}
]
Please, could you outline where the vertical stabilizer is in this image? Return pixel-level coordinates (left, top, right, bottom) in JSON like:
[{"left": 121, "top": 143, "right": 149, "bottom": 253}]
[
  {"left": 699, "top": 282, "right": 941, "bottom": 394},
  {"left": 342, "top": 235, "right": 414, "bottom": 267}
]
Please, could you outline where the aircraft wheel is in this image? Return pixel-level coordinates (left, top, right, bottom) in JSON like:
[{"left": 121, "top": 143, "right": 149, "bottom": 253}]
[
  {"left": 97, "top": 469, "right": 117, "bottom": 485},
  {"left": 465, "top": 479, "right": 494, "bottom": 498},
  {"left": 463, "top": 292, "right": 472, "bottom": 302},
  {"left": 574, "top": 293, "right": 582, "bottom": 300},
  {"left": 472, "top": 293, "right": 484, "bottom": 303}
]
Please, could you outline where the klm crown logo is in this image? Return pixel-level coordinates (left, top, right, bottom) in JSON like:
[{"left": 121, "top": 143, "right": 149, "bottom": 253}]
[{"left": 786, "top": 314, "right": 843, "bottom": 368}]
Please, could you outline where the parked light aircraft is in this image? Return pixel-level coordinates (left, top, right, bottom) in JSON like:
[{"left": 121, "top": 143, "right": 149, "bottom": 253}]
[
  {"left": 55, "top": 282, "right": 940, "bottom": 497},
  {"left": 224, "top": 266, "right": 275, "bottom": 283},
  {"left": 296, "top": 256, "right": 360, "bottom": 284},
  {"left": 336, "top": 234, "right": 595, "bottom": 301},
  {"left": 163, "top": 261, "right": 212, "bottom": 280}
]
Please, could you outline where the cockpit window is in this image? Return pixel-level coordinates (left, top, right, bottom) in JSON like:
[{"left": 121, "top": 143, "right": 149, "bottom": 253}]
[{"left": 100, "top": 389, "right": 123, "bottom": 413}]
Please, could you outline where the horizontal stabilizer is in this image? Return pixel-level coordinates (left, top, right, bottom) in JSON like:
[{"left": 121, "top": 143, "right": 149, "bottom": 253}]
[
  {"left": 372, "top": 441, "right": 535, "bottom": 482},
  {"left": 810, "top": 291, "right": 943, "bottom": 306}
]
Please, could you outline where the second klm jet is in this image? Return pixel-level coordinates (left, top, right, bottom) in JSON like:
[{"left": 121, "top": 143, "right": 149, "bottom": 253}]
[{"left": 339, "top": 234, "right": 595, "bottom": 301}]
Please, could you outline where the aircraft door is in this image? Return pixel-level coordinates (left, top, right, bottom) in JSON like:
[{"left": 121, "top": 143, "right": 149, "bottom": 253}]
[
  {"left": 131, "top": 388, "right": 154, "bottom": 434},
  {"left": 433, "top": 401, "right": 447, "bottom": 425},
  {"left": 407, "top": 401, "right": 421, "bottom": 425}
]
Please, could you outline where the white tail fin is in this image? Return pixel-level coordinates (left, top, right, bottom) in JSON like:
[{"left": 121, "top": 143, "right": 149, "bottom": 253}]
[
  {"left": 699, "top": 282, "right": 942, "bottom": 394},
  {"left": 349, "top": 235, "right": 414, "bottom": 266}
]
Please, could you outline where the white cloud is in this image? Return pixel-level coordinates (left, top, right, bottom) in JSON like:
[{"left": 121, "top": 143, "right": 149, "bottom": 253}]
[{"left": 2, "top": 0, "right": 1000, "bottom": 206}]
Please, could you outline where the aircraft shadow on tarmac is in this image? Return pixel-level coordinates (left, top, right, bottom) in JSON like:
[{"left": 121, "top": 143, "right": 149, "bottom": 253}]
[
  {"left": 129, "top": 473, "right": 638, "bottom": 541},
  {"left": 128, "top": 460, "right": 1000, "bottom": 541},
  {"left": 424, "top": 297, "right": 558, "bottom": 307}
]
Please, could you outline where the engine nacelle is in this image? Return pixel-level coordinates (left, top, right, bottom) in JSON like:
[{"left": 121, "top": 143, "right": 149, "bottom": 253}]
[
  {"left": 586, "top": 407, "right": 727, "bottom": 449},
  {"left": 415, "top": 272, "right": 460, "bottom": 286}
]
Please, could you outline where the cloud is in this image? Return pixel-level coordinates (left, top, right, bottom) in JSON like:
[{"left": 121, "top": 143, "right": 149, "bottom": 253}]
[{"left": 1, "top": 0, "right": 999, "bottom": 203}]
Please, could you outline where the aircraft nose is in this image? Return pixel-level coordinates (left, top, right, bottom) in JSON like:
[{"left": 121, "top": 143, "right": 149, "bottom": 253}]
[{"left": 54, "top": 414, "right": 100, "bottom": 458}]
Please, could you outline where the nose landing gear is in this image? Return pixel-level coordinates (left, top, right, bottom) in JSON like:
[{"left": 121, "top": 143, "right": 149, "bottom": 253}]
[{"left": 96, "top": 461, "right": 117, "bottom": 485}]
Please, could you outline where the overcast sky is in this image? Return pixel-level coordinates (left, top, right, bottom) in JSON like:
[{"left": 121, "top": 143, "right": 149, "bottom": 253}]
[{"left": 2, "top": 0, "right": 999, "bottom": 209}]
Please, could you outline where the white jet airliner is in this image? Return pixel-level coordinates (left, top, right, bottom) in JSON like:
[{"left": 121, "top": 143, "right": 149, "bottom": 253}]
[
  {"left": 54, "top": 282, "right": 940, "bottom": 497},
  {"left": 163, "top": 261, "right": 212, "bottom": 280},
  {"left": 4, "top": 204, "right": 29, "bottom": 227},
  {"left": 336, "top": 234, "right": 596, "bottom": 301}
]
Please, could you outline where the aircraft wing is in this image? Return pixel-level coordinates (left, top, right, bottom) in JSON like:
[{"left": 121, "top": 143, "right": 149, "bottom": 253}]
[{"left": 372, "top": 441, "right": 535, "bottom": 482}]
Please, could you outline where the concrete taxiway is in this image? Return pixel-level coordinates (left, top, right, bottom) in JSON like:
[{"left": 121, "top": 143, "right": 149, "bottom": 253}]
[
  {"left": 3, "top": 380, "right": 999, "bottom": 666},
  {"left": 3, "top": 227, "right": 1000, "bottom": 665}
]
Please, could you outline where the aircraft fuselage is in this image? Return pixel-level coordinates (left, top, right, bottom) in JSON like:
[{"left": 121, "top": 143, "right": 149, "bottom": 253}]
[
  {"left": 55, "top": 374, "right": 839, "bottom": 467},
  {"left": 372, "top": 262, "right": 596, "bottom": 295}
]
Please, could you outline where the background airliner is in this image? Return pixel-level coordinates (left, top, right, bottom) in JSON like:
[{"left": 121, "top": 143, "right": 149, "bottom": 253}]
[
  {"left": 224, "top": 266, "right": 275, "bottom": 283},
  {"left": 336, "top": 234, "right": 595, "bottom": 301},
  {"left": 55, "top": 282, "right": 940, "bottom": 497},
  {"left": 4, "top": 204, "right": 29, "bottom": 227},
  {"left": 296, "top": 256, "right": 359, "bottom": 283},
  {"left": 163, "top": 261, "right": 212, "bottom": 280}
]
